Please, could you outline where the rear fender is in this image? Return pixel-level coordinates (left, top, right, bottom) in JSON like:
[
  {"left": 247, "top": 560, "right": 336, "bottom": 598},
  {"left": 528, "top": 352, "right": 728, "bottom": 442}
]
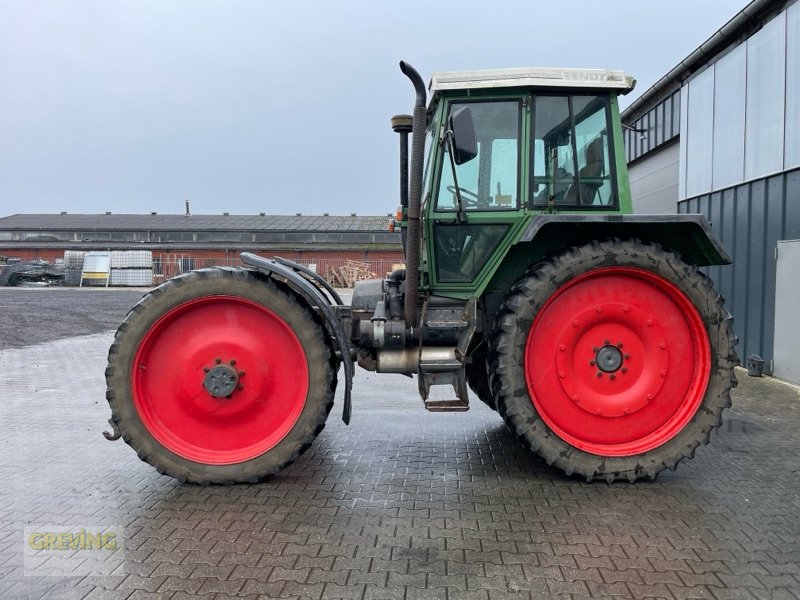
[
  {"left": 240, "top": 252, "right": 353, "bottom": 425},
  {"left": 518, "top": 214, "right": 731, "bottom": 266}
]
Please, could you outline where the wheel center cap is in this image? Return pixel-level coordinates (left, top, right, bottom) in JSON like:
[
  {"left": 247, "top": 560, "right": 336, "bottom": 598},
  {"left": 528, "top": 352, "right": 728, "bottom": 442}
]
[
  {"left": 203, "top": 365, "right": 239, "bottom": 398},
  {"left": 596, "top": 345, "right": 623, "bottom": 373}
]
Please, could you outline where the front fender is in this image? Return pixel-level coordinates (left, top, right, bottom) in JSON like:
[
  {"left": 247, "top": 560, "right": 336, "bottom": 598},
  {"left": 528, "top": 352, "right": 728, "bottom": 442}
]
[{"left": 240, "top": 252, "right": 354, "bottom": 425}]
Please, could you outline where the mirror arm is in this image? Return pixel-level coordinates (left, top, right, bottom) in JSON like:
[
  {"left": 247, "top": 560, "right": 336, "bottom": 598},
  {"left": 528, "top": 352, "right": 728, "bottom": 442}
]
[{"left": 445, "top": 132, "right": 467, "bottom": 223}]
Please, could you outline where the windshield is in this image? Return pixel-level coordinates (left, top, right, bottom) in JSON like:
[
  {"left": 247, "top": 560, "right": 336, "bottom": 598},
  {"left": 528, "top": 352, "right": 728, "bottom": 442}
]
[{"left": 435, "top": 100, "right": 520, "bottom": 211}]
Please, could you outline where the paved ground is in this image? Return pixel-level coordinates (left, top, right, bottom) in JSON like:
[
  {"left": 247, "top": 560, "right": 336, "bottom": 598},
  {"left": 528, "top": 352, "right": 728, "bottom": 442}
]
[
  {"left": 0, "top": 288, "right": 146, "bottom": 349},
  {"left": 1, "top": 289, "right": 799, "bottom": 599}
]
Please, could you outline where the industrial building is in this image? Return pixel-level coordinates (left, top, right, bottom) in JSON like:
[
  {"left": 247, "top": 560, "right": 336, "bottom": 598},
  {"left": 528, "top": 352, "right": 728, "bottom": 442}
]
[
  {"left": 0, "top": 212, "right": 403, "bottom": 284},
  {"left": 621, "top": 0, "right": 800, "bottom": 383}
]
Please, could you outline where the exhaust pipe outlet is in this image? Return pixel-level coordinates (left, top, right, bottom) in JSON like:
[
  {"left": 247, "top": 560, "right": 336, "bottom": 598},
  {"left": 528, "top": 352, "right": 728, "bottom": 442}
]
[{"left": 399, "top": 60, "right": 426, "bottom": 330}]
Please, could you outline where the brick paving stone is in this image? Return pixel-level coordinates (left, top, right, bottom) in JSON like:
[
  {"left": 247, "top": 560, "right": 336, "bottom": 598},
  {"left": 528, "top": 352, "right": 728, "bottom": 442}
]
[
  {"left": 625, "top": 581, "right": 674, "bottom": 598},
  {"left": 239, "top": 579, "right": 286, "bottom": 596},
  {"left": 363, "top": 584, "right": 405, "bottom": 600},
  {"left": 1, "top": 305, "right": 799, "bottom": 600}
]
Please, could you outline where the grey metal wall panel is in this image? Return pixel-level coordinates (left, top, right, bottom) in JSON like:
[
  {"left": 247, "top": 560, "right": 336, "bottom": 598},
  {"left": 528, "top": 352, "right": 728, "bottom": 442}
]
[
  {"left": 708, "top": 191, "right": 724, "bottom": 285},
  {"left": 787, "top": 171, "right": 800, "bottom": 239},
  {"left": 746, "top": 180, "right": 767, "bottom": 361},
  {"left": 628, "top": 142, "right": 680, "bottom": 213},
  {"left": 678, "top": 165, "right": 800, "bottom": 370}
]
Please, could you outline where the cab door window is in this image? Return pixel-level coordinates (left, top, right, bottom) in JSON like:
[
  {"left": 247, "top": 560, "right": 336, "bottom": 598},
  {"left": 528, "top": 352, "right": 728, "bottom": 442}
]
[{"left": 435, "top": 101, "right": 520, "bottom": 211}]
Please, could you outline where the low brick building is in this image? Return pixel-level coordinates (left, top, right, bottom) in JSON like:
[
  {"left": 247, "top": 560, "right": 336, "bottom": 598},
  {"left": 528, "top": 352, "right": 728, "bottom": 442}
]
[{"left": 0, "top": 212, "right": 403, "bottom": 282}]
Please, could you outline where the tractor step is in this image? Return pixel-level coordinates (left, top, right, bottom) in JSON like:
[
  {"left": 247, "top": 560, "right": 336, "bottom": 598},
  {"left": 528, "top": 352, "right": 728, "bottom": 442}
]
[
  {"left": 424, "top": 398, "right": 469, "bottom": 412},
  {"left": 418, "top": 366, "right": 470, "bottom": 412}
]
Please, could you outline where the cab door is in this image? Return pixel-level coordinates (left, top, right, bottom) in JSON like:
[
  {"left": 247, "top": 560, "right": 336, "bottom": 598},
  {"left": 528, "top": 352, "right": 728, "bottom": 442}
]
[{"left": 428, "top": 97, "right": 526, "bottom": 295}]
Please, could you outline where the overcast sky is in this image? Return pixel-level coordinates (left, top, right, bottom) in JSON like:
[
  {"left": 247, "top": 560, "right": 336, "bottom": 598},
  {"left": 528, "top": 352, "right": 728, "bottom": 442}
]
[{"left": 1, "top": 0, "right": 747, "bottom": 217}]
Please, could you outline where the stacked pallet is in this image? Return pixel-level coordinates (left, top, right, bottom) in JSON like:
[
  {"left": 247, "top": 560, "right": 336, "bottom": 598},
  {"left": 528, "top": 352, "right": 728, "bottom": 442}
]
[{"left": 326, "top": 260, "right": 378, "bottom": 288}]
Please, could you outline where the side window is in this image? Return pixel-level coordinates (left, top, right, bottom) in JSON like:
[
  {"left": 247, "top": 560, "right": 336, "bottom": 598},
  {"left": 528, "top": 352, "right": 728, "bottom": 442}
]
[
  {"left": 532, "top": 96, "right": 575, "bottom": 205},
  {"left": 573, "top": 96, "right": 613, "bottom": 206},
  {"left": 532, "top": 95, "right": 615, "bottom": 207},
  {"left": 436, "top": 101, "right": 520, "bottom": 211}
]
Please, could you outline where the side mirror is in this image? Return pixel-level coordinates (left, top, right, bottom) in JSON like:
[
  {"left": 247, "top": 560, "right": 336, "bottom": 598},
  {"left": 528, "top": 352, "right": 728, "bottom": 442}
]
[{"left": 448, "top": 107, "right": 477, "bottom": 165}]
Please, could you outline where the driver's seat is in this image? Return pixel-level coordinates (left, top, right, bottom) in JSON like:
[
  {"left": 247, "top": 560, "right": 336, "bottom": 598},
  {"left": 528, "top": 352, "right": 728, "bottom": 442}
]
[{"left": 564, "top": 136, "right": 605, "bottom": 205}]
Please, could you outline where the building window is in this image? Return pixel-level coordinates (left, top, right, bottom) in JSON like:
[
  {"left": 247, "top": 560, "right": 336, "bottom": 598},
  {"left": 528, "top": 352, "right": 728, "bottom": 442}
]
[
  {"left": 744, "top": 12, "right": 786, "bottom": 180},
  {"left": 671, "top": 91, "right": 680, "bottom": 138},
  {"left": 786, "top": 2, "right": 800, "bottom": 169},
  {"left": 685, "top": 67, "right": 714, "bottom": 197},
  {"left": 712, "top": 44, "right": 746, "bottom": 190}
]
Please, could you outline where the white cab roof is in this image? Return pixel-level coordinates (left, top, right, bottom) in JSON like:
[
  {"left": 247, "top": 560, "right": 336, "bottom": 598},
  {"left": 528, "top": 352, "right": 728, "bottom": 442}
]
[{"left": 429, "top": 67, "right": 636, "bottom": 96}]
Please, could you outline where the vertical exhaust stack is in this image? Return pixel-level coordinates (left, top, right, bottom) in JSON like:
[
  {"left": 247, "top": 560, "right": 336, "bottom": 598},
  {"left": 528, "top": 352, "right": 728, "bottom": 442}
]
[{"left": 399, "top": 61, "right": 426, "bottom": 329}]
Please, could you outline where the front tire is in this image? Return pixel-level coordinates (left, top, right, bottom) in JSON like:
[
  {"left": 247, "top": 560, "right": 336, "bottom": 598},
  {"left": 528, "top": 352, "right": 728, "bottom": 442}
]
[
  {"left": 489, "top": 240, "right": 737, "bottom": 482},
  {"left": 105, "top": 268, "right": 336, "bottom": 484}
]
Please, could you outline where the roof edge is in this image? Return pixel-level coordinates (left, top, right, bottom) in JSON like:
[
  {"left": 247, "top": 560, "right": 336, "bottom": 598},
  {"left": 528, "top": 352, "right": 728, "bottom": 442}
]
[{"left": 622, "top": 0, "right": 783, "bottom": 119}]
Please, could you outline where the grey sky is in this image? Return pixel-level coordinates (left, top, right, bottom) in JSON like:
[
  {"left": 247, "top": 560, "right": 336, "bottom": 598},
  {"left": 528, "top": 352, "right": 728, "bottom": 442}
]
[{"left": 1, "top": 0, "right": 745, "bottom": 217}]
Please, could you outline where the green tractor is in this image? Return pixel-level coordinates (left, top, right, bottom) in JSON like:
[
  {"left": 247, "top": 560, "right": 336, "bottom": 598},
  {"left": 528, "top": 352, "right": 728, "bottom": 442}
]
[{"left": 105, "top": 62, "right": 737, "bottom": 483}]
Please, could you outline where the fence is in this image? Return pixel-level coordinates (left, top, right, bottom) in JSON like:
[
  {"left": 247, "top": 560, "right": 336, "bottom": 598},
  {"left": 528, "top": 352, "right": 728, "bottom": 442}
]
[
  {"left": 152, "top": 254, "right": 403, "bottom": 287},
  {"left": 2, "top": 253, "right": 404, "bottom": 288}
]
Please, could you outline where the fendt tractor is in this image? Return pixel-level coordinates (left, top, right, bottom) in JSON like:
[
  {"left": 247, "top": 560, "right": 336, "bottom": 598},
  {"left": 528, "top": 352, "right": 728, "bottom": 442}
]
[{"left": 105, "top": 62, "right": 737, "bottom": 484}]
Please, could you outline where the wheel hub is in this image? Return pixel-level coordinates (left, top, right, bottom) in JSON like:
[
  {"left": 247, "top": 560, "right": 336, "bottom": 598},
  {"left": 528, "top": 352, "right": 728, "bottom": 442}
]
[
  {"left": 595, "top": 344, "right": 623, "bottom": 373},
  {"left": 203, "top": 363, "right": 240, "bottom": 398}
]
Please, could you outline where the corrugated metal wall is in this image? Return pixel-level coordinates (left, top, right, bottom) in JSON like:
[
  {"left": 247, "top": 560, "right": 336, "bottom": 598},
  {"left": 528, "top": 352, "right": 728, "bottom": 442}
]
[{"left": 678, "top": 166, "right": 800, "bottom": 370}]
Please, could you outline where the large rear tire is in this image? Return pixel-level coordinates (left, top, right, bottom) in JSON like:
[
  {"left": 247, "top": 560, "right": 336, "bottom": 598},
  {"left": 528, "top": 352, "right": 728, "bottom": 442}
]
[
  {"left": 465, "top": 345, "right": 496, "bottom": 411},
  {"left": 105, "top": 267, "right": 336, "bottom": 484},
  {"left": 489, "top": 240, "right": 737, "bottom": 482}
]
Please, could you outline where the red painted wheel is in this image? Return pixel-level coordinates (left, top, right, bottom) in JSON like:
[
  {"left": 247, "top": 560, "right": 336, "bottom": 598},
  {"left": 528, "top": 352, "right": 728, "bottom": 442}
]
[
  {"left": 490, "top": 241, "right": 737, "bottom": 482},
  {"left": 133, "top": 296, "right": 309, "bottom": 464},
  {"left": 106, "top": 268, "right": 335, "bottom": 483},
  {"left": 524, "top": 267, "right": 710, "bottom": 457}
]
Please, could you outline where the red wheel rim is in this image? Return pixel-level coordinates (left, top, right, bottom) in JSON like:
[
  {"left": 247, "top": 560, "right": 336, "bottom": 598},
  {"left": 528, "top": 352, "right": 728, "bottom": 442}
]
[
  {"left": 524, "top": 267, "right": 710, "bottom": 457},
  {"left": 132, "top": 296, "right": 308, "bottom": 464}
]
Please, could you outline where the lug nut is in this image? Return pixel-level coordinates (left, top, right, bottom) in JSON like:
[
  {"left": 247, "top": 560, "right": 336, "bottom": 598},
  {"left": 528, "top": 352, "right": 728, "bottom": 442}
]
[
  {"left": 589, "top": 360, "right": 596, "bottom": 366},
  {"left": 215, "top": 357, "right": 222, "bottom": 364},
  {"left": 596, "top": 372, "right": 603, "bottom": 378}
]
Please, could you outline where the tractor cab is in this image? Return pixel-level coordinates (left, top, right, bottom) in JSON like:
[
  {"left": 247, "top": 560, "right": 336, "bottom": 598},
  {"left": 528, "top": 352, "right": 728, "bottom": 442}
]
[{"left": 410, "top": 68, "right": 636, "bottom": 293}]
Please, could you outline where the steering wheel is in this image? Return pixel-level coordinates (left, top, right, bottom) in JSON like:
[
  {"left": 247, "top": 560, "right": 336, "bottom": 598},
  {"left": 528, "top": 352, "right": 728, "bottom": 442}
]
[{"left": 446, "top": 185, "right": 479, "bottom": 208}]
